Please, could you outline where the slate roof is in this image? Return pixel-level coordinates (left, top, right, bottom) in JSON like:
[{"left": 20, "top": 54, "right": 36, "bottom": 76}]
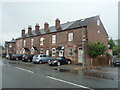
[{"left": 16, "top": 16, "right": 106, "bottom": 40}]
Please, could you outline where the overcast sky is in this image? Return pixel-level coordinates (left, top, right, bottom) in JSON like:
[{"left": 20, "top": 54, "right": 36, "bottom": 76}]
[{"left": 0, "top": 0, "right": 119, "bottom": 45}]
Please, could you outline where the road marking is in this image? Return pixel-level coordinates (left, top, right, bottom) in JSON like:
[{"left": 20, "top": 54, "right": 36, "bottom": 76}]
[
  {"left": 46, "top": 76, "right": 94, "bottom": 90},
  {"left": 16, "top": 67, "right": 34, "bottom": 73}
]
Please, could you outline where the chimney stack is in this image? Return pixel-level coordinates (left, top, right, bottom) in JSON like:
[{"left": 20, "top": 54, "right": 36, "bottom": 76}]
[
  {"left": 44, "top": 22, "right": 49, "bottom": 32},
  {"left": 28, "top": 25, "right": 32, "bottom": 35},
  {"left": 21, "top": 29, "right": 25, "bottom": 36},
  {"left": 35, "top": 23, "right": 40, "bottom": 34},
  {"left": 55, "top": 18, "right": 60, "bottom": 30}
]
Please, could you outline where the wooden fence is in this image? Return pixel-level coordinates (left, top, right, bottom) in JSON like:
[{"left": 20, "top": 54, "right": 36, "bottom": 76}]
[{"left": 86, "top": 55, "right": 110, "bottom": 66}]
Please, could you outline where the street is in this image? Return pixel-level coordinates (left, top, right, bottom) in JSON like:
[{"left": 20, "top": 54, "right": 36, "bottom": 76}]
[{"left": 2, "top": 58, "right": 119, "bottom": 89}]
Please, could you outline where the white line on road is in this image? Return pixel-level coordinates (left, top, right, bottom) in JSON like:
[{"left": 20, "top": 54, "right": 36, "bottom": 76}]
[
  {"left": 46, "top": 76, "right": 94, "bottom": 90},
  {"left": 16, "top": 67, "right": 34, "bottom": 73}
]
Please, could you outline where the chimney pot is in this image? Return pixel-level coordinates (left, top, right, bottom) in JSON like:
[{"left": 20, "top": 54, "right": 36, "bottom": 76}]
[
  {"left": 28, "top": 25, "right": 32, "bottom": 35},
  {"left": 55, "top": 18, "right": 60, "bottom": 30},
  {"left": 21, "top": 29, "right": 25, "bottom": 36},
  {"left": 35, "top": 23, "right": 40, "bottom": 34},
  {"left": 44, "top": 22, "right": 49, "bottom": 32}
]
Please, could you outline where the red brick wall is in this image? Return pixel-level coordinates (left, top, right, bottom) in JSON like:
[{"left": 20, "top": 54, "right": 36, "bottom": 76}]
[{"left": 87, "top": 18, "right": 108, "bottom": 47}]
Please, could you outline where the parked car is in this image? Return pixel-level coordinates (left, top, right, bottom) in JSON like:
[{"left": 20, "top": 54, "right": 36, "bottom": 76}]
[
  {"left": 22, "top": 54, "right": 34, "bottom": 62},
  {"left": 9, "top": 54, "right": 23, "bottom": 60},
  {"left": 113, "top": 58, "right": 120, "bottom": 66},
  {"left": 9, "top": 54, "right": 17, "bottom": 60},
  {"left": 32, "top": 54, "right": 52, "bottom": 64},
  {"left": 48, "top": 57, "right": 71, "bottom": 66}
]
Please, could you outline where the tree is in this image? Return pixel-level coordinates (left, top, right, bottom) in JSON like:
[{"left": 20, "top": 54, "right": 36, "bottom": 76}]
[
  {"left": 113, "top": 46, "right": 120, "bottom": 55},
  {"left": 88, "top": 42, "right": 107, "bottom": 57},
  {"left": 108, "top": 38, "right": 115, "bottom": 49}
]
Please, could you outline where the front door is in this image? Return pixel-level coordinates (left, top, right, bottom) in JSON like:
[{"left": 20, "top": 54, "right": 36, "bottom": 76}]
[
  {"left": 46, "top": 49, "right": 49, "bottom": 56},
  {"left": 78, "top": 47, "right": 83, "bottom": 63},
  {"left": 59, "top": 50, "right": 64, "bottom": 57}
]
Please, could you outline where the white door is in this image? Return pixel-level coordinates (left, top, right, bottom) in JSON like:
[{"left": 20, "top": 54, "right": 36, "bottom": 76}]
[
  {"left": 46, "top": 49, "right": 49, "bottom": 56},
  {"left": 59, "top": 50, "right": 63, "bottom": 57},
  {"left": 78, "top": 47, "right": 83, "bottom": 63}
]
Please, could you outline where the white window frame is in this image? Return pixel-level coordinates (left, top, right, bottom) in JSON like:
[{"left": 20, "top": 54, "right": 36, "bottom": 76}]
[
  {"left": 52, "top": 48, "right": 56, "bottom": 56},
  {"left": 9, "top": 44, "right": 12, "bottom": 48},
  {"left": 40, "top": 48, "right": 43, "bottom": 54},
  {"left": 46, "top": 49, "right": 49, "bottom": 56},
  {"left": 17, "top": 42, "right": 19, "bottom": 47},
  {"left": 68, "top": 47, "right": 72, "bottom": 56},
  {"left": 40, "top": 37, "right": 45, "bottom": 45},
  {"left": 68, "top": 33, "right": 73, "bottom": 41},
  {"left": 31, "top": 39, "right": 34, "bottom": 46},
  {"left": 23, "top": 40, "right": 26, "bottom": 47},
  {"left": 97, "top": 19, "right": 100, "bottom": 26},
  {"left": 52, "top": 35, "right": 56, "bottom": 43}
]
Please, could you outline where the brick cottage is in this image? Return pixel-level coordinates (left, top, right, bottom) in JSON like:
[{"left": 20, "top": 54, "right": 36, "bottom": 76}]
[{"left": 6, "top": 16, "right": 109, "bottom": 64}]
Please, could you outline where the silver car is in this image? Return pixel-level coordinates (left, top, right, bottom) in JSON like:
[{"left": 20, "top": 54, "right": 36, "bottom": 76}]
[{"left": 32, "top": 54, "right": 52, "bottom": 64}]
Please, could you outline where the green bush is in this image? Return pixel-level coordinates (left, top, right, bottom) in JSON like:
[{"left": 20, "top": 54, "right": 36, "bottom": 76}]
[{"left": 88, "top": 42, "right": 107, "bottom": 57}]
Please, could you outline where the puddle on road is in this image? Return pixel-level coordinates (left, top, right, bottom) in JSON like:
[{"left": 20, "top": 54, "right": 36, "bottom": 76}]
[
  {"left": 52, "top": 68, "right": 114, "bottom": 80},
  {"left": 52, "top": 68, "right": 79, "bottom": 75},
  {"left": 9, "top": 61, "right": 20, "bottom": 64},
  {"left": 83, "top": 71, "right": 114, "bottom": 80},
  {"left": 8, "top": 61, "right": 34, "bottom": 67}
]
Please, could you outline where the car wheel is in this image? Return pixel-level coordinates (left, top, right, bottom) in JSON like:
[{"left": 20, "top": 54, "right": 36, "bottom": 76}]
[
  {"left": 57, "top": 62, "right": 60, "bottom": 66},
  {"left": 68, "top": 61, "right": 71, "bottom": 65},
  {"left": 16, "top": 58, "right": 18, "bottom": 60},
  {"left": 39, "top": 60, "right": 42, "bottom": 64}
]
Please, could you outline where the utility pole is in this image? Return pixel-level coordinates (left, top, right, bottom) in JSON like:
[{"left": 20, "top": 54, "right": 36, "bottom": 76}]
[{"left": 81, "top": 19, "right": 85, "bottom": 69}]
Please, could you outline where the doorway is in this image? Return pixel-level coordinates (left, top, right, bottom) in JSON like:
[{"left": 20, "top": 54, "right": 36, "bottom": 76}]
[{"left": 78, "top": 47, "right": 83, "bottom": 63}]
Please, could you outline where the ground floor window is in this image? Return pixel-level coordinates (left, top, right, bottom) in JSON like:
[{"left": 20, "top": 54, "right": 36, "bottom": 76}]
[
  {"left": 68, "top": 47, "right": 72, "bottom": 56},
  {"left": 40, "top": 48, "right": 43, "bottom": 54},
  {"left": 52, "top": 48, "right": 56, "bottom": 56}
]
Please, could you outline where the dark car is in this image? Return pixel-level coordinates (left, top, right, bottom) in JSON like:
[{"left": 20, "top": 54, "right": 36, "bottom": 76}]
[
  {"left": 6, "top": 53, "right": 13, "bottom": 60},
  {"left": 113, "top": 58, "right": 120, "bottom": 66},
  {"left": 22, "top": 54, "right": 34, "bottom": 62},
  {"left": 48, "top": 57, "right": 71, "bottom": 66},
  {"left": 9, "top": 54, "right": 17, "bottom": 60},
  {"left": 10, "top": 54, "right": 23, "bottom": 60}
]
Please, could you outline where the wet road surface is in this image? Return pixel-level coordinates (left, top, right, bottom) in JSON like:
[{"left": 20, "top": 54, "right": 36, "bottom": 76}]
[{"left": 2, "top": 58, "right": 119, "bottom": 89}]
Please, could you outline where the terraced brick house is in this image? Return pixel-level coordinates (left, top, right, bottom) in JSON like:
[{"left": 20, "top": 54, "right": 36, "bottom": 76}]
[
  {"left": 15, "top": 16, "right": 108, "bottom": 64},
  {"left": 5, "top": 38, "right": 16, "bottom": 55}
]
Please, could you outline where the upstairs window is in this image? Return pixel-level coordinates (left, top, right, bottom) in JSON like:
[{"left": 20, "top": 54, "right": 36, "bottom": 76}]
[
  {"left": 17, "top": 42, "right": 19, "bottom": 47},
  {"left": 97, "top": 20, "right": 100, "bottom": 26},
  {"left": 40, "top": 37, "right": 45, "bottom": 45},
  {"left": 23, "top": 40, "right": 26, "bottom": 47},
  {"left": 31, "top": 39, "right": 34, "bottom": 46},
  {"left": 9, "top": 44, "right": 12, "bottom": 48},
  {"left": 52, "top": 35, "right": 56, "bottom": 43},
  {"left": 68, "top": 33, "right": 73, "bottom": 41}
]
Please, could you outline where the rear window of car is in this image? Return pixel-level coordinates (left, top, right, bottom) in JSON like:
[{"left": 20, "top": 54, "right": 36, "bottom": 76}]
[
  {"left": 56, "top": 57, "right": 62, "bottom": 60},
  {"left": 39, "top": 55, "right": 47, "bottom": 57},
  {"left": 34, "top": 55, "right": 38, "bottom": 57}
]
